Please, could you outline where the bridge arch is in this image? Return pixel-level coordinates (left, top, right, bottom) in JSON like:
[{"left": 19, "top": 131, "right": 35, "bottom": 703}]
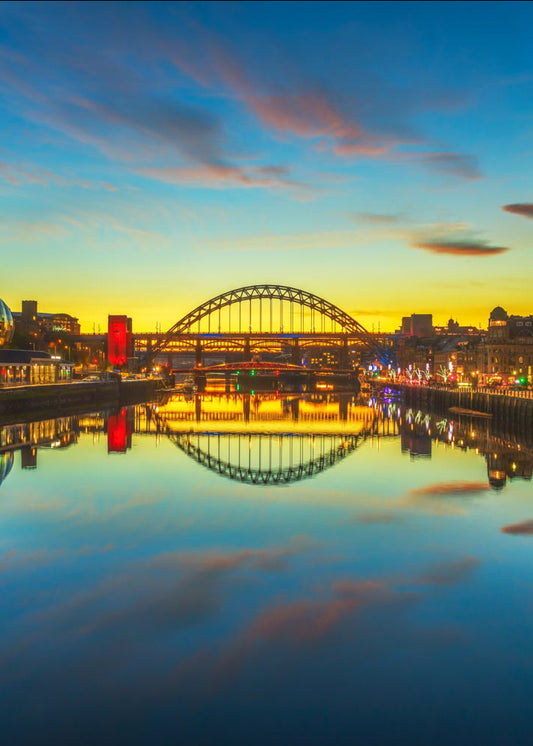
[
  {"left": 152, "top": 284, "right": 385, "bottom": 360},
  {"left": 169, "top": 431, "right": 362, "bottom": 486}
]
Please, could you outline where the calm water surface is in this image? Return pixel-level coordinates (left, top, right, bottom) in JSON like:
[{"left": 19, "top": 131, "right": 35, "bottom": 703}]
[{"left": 1, "top": 393, "right": 533, "bottom": 745}]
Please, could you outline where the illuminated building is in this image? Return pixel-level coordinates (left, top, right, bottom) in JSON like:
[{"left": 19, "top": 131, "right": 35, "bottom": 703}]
[
  {"left": 107, "top": 315, "right": 133, "bottom": 367},
  {"left": 12, "top": 300, "right": 81, "bottom": 337},
  {"left": 0, "top": 349, "right": 73, "bottom": 385},
  {"left": 478, "top": 307, "right": 533, "bottom": 384}
]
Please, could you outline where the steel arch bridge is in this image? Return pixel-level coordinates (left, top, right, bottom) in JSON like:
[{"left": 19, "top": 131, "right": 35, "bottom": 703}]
[{"left": 144, "top": 284, "right": 392, "bottom": 364}]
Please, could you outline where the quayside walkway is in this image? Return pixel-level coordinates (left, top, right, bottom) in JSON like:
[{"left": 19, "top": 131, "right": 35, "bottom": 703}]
[{"left": 383, "top": 382, "right": 533, "bottom": 425}]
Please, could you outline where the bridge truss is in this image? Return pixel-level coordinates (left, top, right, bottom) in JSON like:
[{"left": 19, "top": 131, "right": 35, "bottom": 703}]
[{"left": 140, "top": 284, "right": 393, "bottom": 365}]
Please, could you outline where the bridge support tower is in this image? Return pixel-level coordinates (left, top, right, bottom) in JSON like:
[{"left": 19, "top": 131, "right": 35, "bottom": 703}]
[
  {"left": 339, "top": 336, "right": 349, "bottom": 370},
  {"left": 291, "top": 339, "right": 300, "bottom": 366}
]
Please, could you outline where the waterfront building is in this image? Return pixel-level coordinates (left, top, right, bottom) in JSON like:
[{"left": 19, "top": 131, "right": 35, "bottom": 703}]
[
  {"left": 434, "top": 318, "right": 482, "bottom": 336},
  {"left": 0, "top": 349, "right": 73, "bottom": 385},
  {"left": 478, "top": 307, "right": 533, "bottom": 384},
  {"left": 12, "top": 300, "right": 81, "bottom": 338},
  {"left": 400, "top": 313, "right": 434, "bottom": 338},
  {"left": 0, "top": 296, "right": 73, "bottom": 385}
]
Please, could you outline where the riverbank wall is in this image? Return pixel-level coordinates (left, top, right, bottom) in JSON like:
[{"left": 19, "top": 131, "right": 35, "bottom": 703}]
[
  {"left": 390, "top": 384, "right": 533, "bottom": 430},
  {"left": 0, "top": 379, "right": 164, "bottom": 422}
]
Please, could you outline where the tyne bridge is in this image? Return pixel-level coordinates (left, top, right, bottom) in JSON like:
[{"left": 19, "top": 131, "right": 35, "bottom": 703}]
[{"left": 133, "top": 284, "right": 394, "bottom": 370}]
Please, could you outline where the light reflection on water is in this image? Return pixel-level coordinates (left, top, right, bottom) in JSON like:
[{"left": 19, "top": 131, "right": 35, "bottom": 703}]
[{"left": 1, "top": 392, "right": 533, "bottom": 745}]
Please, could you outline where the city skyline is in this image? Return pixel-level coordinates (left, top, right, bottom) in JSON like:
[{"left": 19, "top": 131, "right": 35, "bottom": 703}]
[{"left": 1, "top": 1, "right": 532, "bottom": 332}]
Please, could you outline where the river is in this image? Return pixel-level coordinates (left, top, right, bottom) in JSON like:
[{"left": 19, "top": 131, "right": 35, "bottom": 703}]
[{"left": 1, "top": 392, "right": 533, "bottom": 745}]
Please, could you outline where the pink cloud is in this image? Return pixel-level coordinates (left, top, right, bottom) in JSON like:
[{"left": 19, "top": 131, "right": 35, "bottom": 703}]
[
  {"left": 138, "top": 163, "right": 306, "bottom": 191},
  {"left": 333, "top": 141, "right": 390, "bottom": 156},
  {"left": 413, "top": 241, "right": 509, "bottom": 257},
  {"left": 247, "top": 92, "right": 361, "bottom": 140}
]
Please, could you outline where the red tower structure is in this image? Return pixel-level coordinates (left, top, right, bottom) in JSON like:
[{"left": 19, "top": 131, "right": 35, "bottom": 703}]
[{"left": 107, "top": 315, "right": 133, "bottom": 367}]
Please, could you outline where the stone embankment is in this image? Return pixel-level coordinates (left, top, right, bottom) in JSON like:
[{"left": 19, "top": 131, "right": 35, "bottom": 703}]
[
  {"left": 0, "top": 379, "right": 164, "bottom": 421},
  {"left": 388, "top": 384, "right": 533, "bottom": 428}
]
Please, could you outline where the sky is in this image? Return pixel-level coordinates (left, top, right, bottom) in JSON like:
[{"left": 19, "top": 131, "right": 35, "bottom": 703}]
[{"left": 0, "top": 0, "right": 532, "bottom": 333}]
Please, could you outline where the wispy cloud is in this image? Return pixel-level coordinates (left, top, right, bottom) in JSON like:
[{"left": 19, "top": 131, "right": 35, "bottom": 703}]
[
  {"left": 502, "top": 203, "right": 533, "bottom": 219},
  {"left": 413, "top": 240, "right": 510, "bottom": 257},
  {"left": 138, "top": 163, "right": 307, "bottom": 192},
  {"left": 0, "top": 2, "right": 481, "bottom": 190},
  {"left": 398, "top": 151, "right": 481, "bottom": 180},
  {"left": 0, "top": 161, "right": 119, "bottom": 191},
  {"left": 349, "top": 212, "right": 404, "bottom": 225}
]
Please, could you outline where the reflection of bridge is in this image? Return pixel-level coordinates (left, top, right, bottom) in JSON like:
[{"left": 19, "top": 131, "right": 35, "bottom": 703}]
[
  {"left": 3, "top": 397, "right": 533, "bottom": 491},
  {"left": 147, "top": 395, "right": 396, "bottom": 485},
  {"left": 169, "top": 431, "right": 363, "bottom": 486},
  {"left": 134, "top": 285, "right": 394, "bottom": 367},
  {"left": 139, "top": 392, "right": 399, "bottom": 428}
]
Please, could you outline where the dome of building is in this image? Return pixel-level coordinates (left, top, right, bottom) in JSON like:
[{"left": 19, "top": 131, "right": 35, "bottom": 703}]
[
  {"left": 0, "top": 297, "right": 14, "bottom": 347},
  {"left": 490, "top": 306, "right": 508, "bottom": 322}
]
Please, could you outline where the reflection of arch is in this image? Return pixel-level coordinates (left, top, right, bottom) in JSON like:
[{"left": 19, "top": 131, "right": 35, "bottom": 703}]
[
  {"left": 0, "top": 451, "right": 14, "bottom": 488},
  {"left": 152, "top": 284, "right": 387, "bottom": 361},
  {"left": 168, "top": 431, "right": 362, "bottom": 486}
]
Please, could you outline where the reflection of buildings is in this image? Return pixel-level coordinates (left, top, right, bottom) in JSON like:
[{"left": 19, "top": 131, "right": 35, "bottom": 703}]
[
  {"left": 396, "top": 403, "right": 533, "bottom": 490},
  {"left": 107, "top": 408, "right": 133, "bottom": 453},
  {"left": 0, "top": 451, "right": 14, "bottom": 486},
  {"left": 21, "top": 446, "right": 37, "bottom": 469},
  {"left": 401, "top": 430, "right": 432, "bottom": 459},
  {"left": 2, "top": 394, "right": 533, "bottom": 492},
  {"left": 484, "top": 443, "right": 532, "bottom": 490},
  {"left": 0, "top": 416, "right": 79, "bottom": 483}
]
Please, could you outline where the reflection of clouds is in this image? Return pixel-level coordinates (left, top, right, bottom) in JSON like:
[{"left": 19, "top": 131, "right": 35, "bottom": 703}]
[
  {"left": 245, "top": 581, "right": 390, "bottom": 643},
  {"left": 1, "top": 546, "right": 479, "bottom": 743},
  {"left": 207, "top": 559, "right": 477, "bottom": 691},
  {"left": 501, "top": 520, "right": 533, "bottom": 535},
  {"left": 3, "top": 538, "right": 318, "bottom": 662},
  {"left": 418, "top": 556, "right": 479, "bottom": 585},
  {"left": 355, "top": 512, "right": 402, "bottom": 525},
  {"left": 346, "top": 482, "right": 491, "bottom": 525},
  {"left": 409, "top": 482, "right": 489, "bottom": 497},
  {"left": 0, "top": 543, "right": 115, "bottom": 577}
]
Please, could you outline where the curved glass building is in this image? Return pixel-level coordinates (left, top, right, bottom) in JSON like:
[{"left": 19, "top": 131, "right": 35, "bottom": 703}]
[{"left": 0, "top": 297, "right": 14, "bottom": 347}]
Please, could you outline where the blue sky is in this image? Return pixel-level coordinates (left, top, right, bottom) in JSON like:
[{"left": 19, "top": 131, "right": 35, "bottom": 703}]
[{"left": 0, "top": 1, "right": 531, "bottom": 331}]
